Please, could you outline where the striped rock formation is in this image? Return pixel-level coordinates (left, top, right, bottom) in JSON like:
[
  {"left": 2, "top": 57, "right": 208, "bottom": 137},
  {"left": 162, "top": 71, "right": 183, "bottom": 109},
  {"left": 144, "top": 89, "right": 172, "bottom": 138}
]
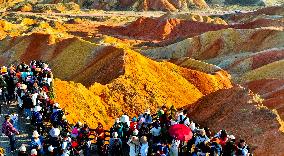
[
  {"left": 0, "top": 33, "right": 232, "bottom": 128},
  {"left": 185, "top": 86, "right": 284, "bottom": 155}
]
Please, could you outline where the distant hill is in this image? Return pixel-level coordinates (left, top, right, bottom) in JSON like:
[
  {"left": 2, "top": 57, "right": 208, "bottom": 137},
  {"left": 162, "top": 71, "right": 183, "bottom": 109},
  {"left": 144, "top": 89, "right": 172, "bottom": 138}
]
[
  {"left": 205, "top": 0, "right": 284, "bottom": 6},
  {"left": 0, "top": 0, "right": 208, "bottom": 11}
]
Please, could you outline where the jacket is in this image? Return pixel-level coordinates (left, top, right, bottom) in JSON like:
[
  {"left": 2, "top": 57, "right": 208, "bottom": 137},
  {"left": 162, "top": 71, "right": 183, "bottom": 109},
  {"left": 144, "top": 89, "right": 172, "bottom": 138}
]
[{"left": 2, "top": 121, "right": 18, "bottom": 136}]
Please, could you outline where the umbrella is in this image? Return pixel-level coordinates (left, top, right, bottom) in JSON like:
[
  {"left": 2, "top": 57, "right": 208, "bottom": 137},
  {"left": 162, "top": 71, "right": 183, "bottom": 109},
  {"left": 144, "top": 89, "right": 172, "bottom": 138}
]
[{"left": 169, "top": 124, "right": 193, "bottom": 141}]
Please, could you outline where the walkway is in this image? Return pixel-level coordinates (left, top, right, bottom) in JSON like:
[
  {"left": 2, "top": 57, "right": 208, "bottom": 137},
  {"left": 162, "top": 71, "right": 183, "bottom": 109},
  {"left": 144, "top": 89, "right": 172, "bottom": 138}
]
[{"left": 0, "top": 101, "right": 31, "bottom": 156}]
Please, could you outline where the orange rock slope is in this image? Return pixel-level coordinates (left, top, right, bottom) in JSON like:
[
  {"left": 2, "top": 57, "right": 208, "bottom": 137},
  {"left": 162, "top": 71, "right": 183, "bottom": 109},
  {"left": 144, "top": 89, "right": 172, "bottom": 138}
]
[
  {"left": 185, "top": 86, "right": 284, "bottom": 155},
  {"left": 54, "top": 47, "right": 232, "bottom": 128},
  {"left": 0, "top": 33, "right": 232, "bottom": 128}
]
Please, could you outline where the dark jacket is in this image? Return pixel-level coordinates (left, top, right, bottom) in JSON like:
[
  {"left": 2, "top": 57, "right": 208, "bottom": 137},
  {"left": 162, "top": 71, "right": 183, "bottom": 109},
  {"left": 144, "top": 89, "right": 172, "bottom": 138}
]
[{"left": 22, "top": 94, "right": 34, "bottom": 109}]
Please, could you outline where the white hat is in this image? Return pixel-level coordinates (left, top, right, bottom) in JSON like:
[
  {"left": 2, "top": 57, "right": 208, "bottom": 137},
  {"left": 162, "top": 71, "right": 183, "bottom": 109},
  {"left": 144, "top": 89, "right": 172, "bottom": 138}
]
[
  {"left": 54, "top": 103, "right": 60, "bottom": 108},
  {"left": 48, "top": 145, "right": 54, "bottom": 152},
  {"left": 31, "top": 149, "right": 37, "bottom": 155},
  {"left": 120, "top": 115, "right": 129, "bottom": 123},
  {"left": 144, "top": 109, "right": 150, "bottom": 114},
  {"left": 19, "top": 144, "right": 26, "bottom": 152},
  {"left": 228, "top": 135, "right": 235, "bottom": 140},
  {"left": 32, "top": 131, "right": 40, "bottom": 138},
  {"left": 133, "top": 129, "right": 139, "bottom": 136},
  {"left": 34, "top": 106, "right": 42, "bottom": 112},
  {"left": 115, "top": 118, "right": 120, "bottom": 123},
  {"left": 20, "top": 84, "right": 27, "bottom": 90},
  {"left": 113, "top": 132, "right": 118, "bottom": 138}
]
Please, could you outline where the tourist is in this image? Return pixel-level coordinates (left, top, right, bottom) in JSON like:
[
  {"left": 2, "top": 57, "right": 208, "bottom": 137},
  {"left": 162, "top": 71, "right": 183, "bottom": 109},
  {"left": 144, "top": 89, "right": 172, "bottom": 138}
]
[
  {"left": 47, "top": 145, "right": 55, "bottom": 156},
  {"left": 109, "top": 132, "right": 122, "bottom": 156},
  {"left": 195, "top": 129, "right": 210, "bottom": 148},
  {"left": 223, "top": 135, "right": 237, "bottom": 155},
  {"left": 127, "top": 135, "right": 140, "bottom": 156},
  {"left": 140, "top": 136, "right": 149, "bottom": 156},
  {"left": 95, "top": 123, "right": 105, "bottom": 155},
  {"left": 170, "top": 139, "right": 180, "bottom": 156},
  {"left": 71, "top": 122, "right": 81, "bottom": 138},
  {"left": 138, "top": 122, "right": 150, "bottom": 138},
  {"left": 49, "top": 124, "right": 61, "bottom": 154},
  {"left": 237, "top": 139, "right": 251, "bottom": 156},
  {"left": 30, "top": 149, "right": 38, "bottom": 156},
  {"left": 22, "top": 91, "right": 33, "bottom": 119},
  {"left": 61, "top": 133, "right": 72, "bottom": 155},
  {"left": 1, "top": 115, "right": 19, "bottom": 152},
  {"left": 210, "top": 138, "right": 222, "bottom": 156},
  {"left": 30, "top": 131, "right": 44, "bottom": 155},
  {"left": 18, "top": 144, "right": 28, "bottom": 156},
  {"left": 150, "top": 121, "right": 161, "bottom": 143},
  {"left": 32, "top": 106, "right": 44, "bottom": 135}
]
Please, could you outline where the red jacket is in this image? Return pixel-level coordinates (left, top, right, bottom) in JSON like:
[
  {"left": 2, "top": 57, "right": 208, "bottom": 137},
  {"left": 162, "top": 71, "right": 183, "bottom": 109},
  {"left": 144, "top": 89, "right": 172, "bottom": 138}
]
[{"left": 2, "top": 121, "right": 18, "bottom": 136}]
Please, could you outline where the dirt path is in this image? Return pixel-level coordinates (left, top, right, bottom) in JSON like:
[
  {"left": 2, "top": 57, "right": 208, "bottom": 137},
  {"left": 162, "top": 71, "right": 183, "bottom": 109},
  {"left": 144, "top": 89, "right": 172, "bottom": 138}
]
[{"left": 0, "top": 101, "right": 31, "bottom": 155}]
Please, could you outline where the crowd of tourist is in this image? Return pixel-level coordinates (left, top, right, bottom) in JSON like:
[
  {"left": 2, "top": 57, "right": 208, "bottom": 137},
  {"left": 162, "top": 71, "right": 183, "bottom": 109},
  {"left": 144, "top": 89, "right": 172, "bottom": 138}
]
[{"left": 0, "top": 61, "right": 252, "bottom": 156}]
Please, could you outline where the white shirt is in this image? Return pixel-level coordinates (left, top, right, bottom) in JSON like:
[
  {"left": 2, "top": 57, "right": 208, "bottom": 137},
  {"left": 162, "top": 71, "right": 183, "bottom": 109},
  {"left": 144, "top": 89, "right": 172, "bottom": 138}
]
[
  {"left": 32, "top": 93, "right": 38, "bottom": 106},
  {"left": 150, "top": 127, "right": 161, "bottom": 136}
]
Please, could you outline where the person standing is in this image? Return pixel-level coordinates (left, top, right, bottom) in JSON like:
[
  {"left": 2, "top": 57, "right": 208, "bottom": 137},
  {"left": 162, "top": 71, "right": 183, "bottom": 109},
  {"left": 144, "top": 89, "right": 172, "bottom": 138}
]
[
  {"left": 140, "top": 136, "right": 149, "bottom": 156},
  {"left": 18, "top": 144, "right": 28, "bottom": 156},
  {"left": 30, "top": 131, "right": 44, "bottom": 156},
  {"left": 1, "top": 115, "right": 19, "bottom": 152}
]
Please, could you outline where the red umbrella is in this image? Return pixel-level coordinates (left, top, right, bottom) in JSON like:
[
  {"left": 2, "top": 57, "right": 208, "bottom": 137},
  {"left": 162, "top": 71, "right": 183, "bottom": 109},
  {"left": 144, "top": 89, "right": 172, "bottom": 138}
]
[{"left": 169, "top": 124, "right": 193, "bottom": 141}]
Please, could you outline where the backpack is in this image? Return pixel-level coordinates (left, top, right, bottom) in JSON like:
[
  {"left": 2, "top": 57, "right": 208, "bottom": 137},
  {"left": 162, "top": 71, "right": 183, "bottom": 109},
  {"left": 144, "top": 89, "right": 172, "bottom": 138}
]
[{"left": 179, "top": 115, "right": 188, "bottom": 124}]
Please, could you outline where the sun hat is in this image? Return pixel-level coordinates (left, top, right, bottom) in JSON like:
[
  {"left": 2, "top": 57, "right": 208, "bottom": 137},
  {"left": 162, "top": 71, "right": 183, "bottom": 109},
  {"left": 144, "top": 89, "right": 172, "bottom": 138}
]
[
  {"left": 20, "top": 84, "right": 27, "bottom": 90},
  {"left": 144, "top": 109, "right": 150, "bottom": 114},
  {"left": 228, "top": 135, "right": 235, "bottom": 140},
  {"left": 31, "top": 149, "right": 37, "bottom": 155},
  {"left": 19, "top": 144, "right": 26, "bottom": 152},
  {"left": 54, "top": 103, "right": 60, "bottom": 108},
  {"left": 32, "top": 131, "right": 40, "bottom": 138},
  {"left": 48, "top": 145, "right": 54, "bottom": 152}
]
